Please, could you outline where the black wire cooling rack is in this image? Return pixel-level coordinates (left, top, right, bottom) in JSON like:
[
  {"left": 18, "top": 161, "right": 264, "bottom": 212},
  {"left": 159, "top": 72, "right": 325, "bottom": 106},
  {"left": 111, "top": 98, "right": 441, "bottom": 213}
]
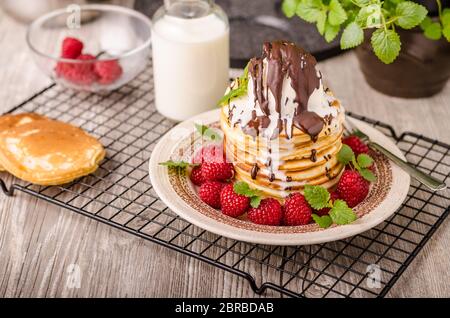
[{"left": 1, "top": 64, "right": 449, "bottom": 298}]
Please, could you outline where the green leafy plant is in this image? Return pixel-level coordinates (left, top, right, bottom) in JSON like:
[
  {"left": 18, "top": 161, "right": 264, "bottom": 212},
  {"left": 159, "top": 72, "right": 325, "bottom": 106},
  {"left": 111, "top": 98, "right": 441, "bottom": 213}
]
[{"left": 282, "top": 0, "right": 449, "bottom": 64}]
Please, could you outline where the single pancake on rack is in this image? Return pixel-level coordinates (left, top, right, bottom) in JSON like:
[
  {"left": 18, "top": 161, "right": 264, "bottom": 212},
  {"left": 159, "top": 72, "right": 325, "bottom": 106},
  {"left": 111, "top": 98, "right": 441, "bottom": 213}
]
[
  {"left": 220, "top": 41, "right": 345, "bottom": 198},
  {"left": 0, "top": 113, "right": 105, "bottom": 185},
  {"left": 0, "top": 113, "right": 50, "bottom": 171}
]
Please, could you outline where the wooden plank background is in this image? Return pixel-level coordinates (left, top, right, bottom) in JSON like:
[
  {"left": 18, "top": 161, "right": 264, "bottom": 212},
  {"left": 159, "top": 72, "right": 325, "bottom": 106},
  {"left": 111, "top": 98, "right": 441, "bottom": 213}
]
[{"left": 0, "top": 7, "right": 449, "bottom": 297}]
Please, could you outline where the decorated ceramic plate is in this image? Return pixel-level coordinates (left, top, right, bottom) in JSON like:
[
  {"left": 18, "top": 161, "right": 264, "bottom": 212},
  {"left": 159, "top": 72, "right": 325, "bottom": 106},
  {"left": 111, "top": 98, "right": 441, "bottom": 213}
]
[{"left": 149, "top": 109, "right": 410, "bottom": 246}]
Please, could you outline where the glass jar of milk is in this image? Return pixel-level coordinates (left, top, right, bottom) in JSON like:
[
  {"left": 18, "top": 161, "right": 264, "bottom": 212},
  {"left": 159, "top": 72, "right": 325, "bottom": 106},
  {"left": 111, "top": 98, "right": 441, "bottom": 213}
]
[{"left": 151, "top": 0, "right": 229, "bottom": 121}]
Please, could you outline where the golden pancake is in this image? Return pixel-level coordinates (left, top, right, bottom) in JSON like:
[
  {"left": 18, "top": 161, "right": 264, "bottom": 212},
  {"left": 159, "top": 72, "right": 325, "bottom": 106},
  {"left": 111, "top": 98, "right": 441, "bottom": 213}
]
[
  {"left": 0, "top": 113, "right": 49, "bottom": 171},
  {"left": 0, "top": 119, "right": 105, "bottom": 185},
  {"left": 221, "top": 103, "right": 345, "bottom": 198}
]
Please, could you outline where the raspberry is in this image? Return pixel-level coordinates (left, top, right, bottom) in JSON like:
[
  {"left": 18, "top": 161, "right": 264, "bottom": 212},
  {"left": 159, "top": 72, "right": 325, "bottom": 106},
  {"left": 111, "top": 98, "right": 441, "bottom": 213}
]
[
  {"left": 61, "top": 37, "right": 84, "bottom": 59},
  {"left": 201, "top": 162, "right": 234, "bottom": 182},
  {"left": 95, "top": 59, "right": 123, "bottom": 85},
  {"left": 56, "top": 54, "right": 97, "bottom": 85},
  {"left": 247, "top": 198, "right": 283, "bottom": 226},
  {"left": 220, "top": 184, "right": 250, "bottom": 217},
  {"left": 199, "top": 181, "right": 224, "bottom": 209},
  {"left": 190, "top": 165, "right": 205, "bottom": 186},
  {"left": 315, "top": 191, "right": 339, "bottom": 216},
  {"left": 193, "top": 144, "right": 225, "bottom": 164},
  {"left": 342, "top": 136, "right": 369, "bottom": 156},
  {"left": 336, "top": 170, "right": 370, "bottom": 208},
  {"left": 283, "top": 193, "right": 312, "bottom": 226}
]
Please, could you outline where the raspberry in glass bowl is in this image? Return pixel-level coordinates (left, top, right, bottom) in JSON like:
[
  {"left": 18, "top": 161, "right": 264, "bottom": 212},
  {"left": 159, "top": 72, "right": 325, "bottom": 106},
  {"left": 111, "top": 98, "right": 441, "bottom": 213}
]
[{"left": 26, "top": 4, "right": 151, "bottom": 93}]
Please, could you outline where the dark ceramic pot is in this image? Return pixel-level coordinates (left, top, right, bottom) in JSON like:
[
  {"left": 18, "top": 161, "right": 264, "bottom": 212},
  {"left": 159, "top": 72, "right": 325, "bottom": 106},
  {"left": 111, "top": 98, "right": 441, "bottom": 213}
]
[{"left": 356, "top": 27, "right": 450, "bottom": 98}]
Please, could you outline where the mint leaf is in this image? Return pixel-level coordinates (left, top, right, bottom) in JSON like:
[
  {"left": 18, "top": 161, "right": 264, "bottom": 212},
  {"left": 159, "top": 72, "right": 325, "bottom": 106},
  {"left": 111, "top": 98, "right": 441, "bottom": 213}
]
[
  {"left": 442, "top": 8, "right": 450, "bottom": 26},
  {"left": 218, "top": 87, "right": 245, "bottom": 106},
  {"left": 443, "top": 25, "right": 450, "bottom": 41},
  {"left": 352, "top": 0, "right": 370, "bottom": 7},
  {"left": 357, "top": 154, "right": 373, "bottom": 168},
  {"left": 371, "top": 28, "right": 401, "bottom": 64},
  {"left": 423, "top": 22, "right": 442, "bottom": 40},
  {"left": 420, "top": 16, "right": 432, "bottom": 30},
  {"left": 356, "top": 4, "right": 382, "bottom": 28},
  {"left": 233, "top": 181, "right": 253, "bottom": 196},
  {"left": 338, "top": 144, "right": 354, "bottom": 165},
  {"left": 195, "top": 123, "right": 222, "bottom": 141},
  {"left": 218, "top": 63, "right": 249, "bottom": 106},
  {"left": 312, "top": 214, "right": 333, "bottom": 228},
  {"left": 395, "top": 2, "right": 427, "bottom": 30},
  {"left": 250, "top": 196, "right": 262, "bottom": 208},
  {"left": 233, "top": 181, "right": 261, "bottom": 207},
  {"left": 324, "top": 22, "right": 340, "bottom": 42},
  {"left": 282, "top": 0, "right": 300, "bottom": 18},
  {"left": 340, "top": 22, "right": 364, "bottom": 49},
  {"left": 159, "top": 160, "right": 191, "bottom": 169},
  {"left": 296, "top": 0, "right": 323, "bottom": 23},
  {"left": 359, "top": 168, "right": 377, "bottom": 182},
  {"left": 328, "top": 0, "right": 347, "bottom": 26},
  {"left": 316, "top": 10, "right": 327, "bottom": 35},
  {"left": 304, "top": 185, "right": 330, "bottom": 210},
  {"left": 329, "top": 200, "right": 357, "bottom": 225}
]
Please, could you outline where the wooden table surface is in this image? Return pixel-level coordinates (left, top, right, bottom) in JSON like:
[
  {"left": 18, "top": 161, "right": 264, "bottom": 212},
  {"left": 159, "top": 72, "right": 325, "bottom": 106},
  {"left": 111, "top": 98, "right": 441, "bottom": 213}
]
[{"left": 0, "top": 8, "right": 449, "bottom": 298}]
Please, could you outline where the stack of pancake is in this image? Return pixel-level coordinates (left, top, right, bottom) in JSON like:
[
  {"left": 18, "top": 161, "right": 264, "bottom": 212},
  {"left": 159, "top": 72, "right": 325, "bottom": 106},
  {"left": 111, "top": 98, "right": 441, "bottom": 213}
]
[
  {"left": 0, "top": 113, "right": 105, "bottom": 185},
  {"left": 220, "top": 41, "right": 345, "bottom": 198}
]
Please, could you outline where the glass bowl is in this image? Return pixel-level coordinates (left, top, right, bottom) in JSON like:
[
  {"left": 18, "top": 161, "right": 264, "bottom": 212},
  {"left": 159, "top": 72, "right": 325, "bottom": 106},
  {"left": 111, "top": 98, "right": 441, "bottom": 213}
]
[{"left": 27, "top": 4, "right": 152, "bottom": 93}]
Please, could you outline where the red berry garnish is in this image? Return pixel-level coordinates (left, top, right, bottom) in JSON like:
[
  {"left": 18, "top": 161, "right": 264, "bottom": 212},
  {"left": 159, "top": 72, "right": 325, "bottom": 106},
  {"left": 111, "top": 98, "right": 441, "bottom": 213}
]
[
  {"left": 283, "top": 193, "right": 312, "bottom": 226},
  {"left": 199, "top": 181, "right": 224, "bottom": 209},
  {"left": 220, "top": 184, "right": 250, "bottom": 217},
  {"left": 190, "top": 165, "right": 205, "bottom": 186},
  {"left": 247, "top": 198, "right": 283, "bottom": 226},
  {"left": 336, "top": 170, "right": 370, "bottom": 208},
  {"left": 201, "top": 162, "right": 234, "bottom": 182},
  {"left": 342, "top": 136, "right": 369, "bottom": 156}
]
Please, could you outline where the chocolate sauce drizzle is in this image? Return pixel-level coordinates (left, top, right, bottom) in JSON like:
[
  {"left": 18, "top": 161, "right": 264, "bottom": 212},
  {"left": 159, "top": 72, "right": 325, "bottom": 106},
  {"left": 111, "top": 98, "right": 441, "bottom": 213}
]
[{"left": 247, "top": 41, "right": 324, "bottom": 140}]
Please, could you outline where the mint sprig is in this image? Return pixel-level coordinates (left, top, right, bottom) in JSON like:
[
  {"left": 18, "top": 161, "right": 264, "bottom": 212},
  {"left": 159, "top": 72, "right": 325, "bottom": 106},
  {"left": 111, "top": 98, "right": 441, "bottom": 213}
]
[
  {"left": 305, "top": 185, "right": 357, "bottom": 228},
  {"left": 282, "top": 0, "right": 447, "bottom": 64},
  {"left": 337, "top": 142, "right": 377, "bottom": 183},
  {"left": 217, "top": 63, "right": 249, "bottom": 106},
  {"left": 233, "top": 181, "right": 262, "bottom": 208},
  {"left": 195, "top": 123, "right": 222, "bottom": 142}
]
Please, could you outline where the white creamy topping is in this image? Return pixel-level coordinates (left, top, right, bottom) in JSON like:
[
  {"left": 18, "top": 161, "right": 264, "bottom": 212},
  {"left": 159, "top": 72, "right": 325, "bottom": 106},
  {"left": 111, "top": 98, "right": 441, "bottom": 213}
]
[{"left": 228, "top": 58, "right": 341, "bottom": 140}]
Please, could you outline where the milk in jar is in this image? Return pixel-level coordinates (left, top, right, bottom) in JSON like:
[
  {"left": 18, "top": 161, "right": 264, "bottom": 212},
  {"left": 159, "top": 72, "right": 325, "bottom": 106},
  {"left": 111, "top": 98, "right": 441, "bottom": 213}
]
[{"left": 151, "top": 0, "right": 229, "bottom": 121}]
